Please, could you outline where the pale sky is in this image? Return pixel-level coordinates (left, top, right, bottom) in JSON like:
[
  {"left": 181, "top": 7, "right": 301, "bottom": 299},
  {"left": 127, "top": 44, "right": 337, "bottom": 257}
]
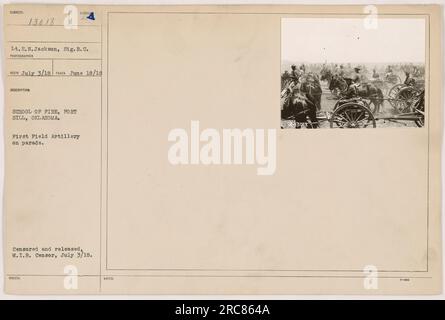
[{"left": 282, "top": 18, "right": 425, "bottom": 63}]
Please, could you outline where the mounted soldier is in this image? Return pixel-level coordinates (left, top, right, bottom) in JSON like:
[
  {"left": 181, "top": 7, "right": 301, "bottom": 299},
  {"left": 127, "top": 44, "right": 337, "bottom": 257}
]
[
  {"left": 352, "top": 67, "right": 361, "bottom": 84},
  {"left": 299, "top": 64, "right": 306, "bottom": 74},
  {"left": 343, "top": 76, "right": 359, "bottom": 99},
  {"left": 290, "top": 64, "right": 300, "bottom": 81},
  {"left": 330, "top": 74, "right": 384, "bottom": 113},
  {"left": 300, "top": 72, "right": 322, "bottom": 111},
  {"left": 281, "top": 70, "right": 290, "bottom": 89},
  {"left": 385, "top": 65, "right": 394, "bottom": 78},
  {"left": 403, "top": 71, "right": 416, "bottom": 87},
  {"left": 334, "top": 64, "right": 340, "bottom": 75},
  {"left": 338, "top": 64, "right": 345, "bottom": 77},
  {"left": 412, "top": 66, "right": 421, "bottom": 78}
]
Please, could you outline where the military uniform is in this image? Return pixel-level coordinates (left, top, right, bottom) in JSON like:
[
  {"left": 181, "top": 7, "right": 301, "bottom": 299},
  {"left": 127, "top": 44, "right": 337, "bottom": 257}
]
[
  {"left": 404, "top": 73, "right": 416, "bottom": 86},
  {"left": 352, "top": 68, "right": 361, "bottom": 84},
  {"left": 343, "top": 76, "right": 358, "bottom": 99}
]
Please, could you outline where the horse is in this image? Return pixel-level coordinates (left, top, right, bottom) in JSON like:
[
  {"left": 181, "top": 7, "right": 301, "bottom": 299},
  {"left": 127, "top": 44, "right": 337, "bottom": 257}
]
[
  {"left": 320, "top": 68, "right": 333, "bottom": 84},
  {"left": 299, "top": 73, "right": 322, "bottom": 111},
  {"left": 281, "top": 89, "right": 319, "bottom": 128},
  {"left": 281, "top": 71, "right": 291, "bottom": 90},
  {"left": 385, "top": 73, "right": 401, "bottom": 85},
  {"left": 328, "top": 74, "right": 347, "bottom": 93},
  {"left": 327, "top": 74, "right": 348, "bottom": 98},
  {"left": 329, "top": 75, "right": 384, "bottom": 113}
]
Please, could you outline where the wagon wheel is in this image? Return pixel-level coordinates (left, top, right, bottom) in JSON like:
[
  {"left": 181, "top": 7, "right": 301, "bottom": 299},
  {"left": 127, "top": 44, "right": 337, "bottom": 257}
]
[
  {"left": 388, "top": 84, "right": 405, "bottom": 99},
  {"left": 414, "top": 79, "right": 425, "bottom": 90},
  {"left": 412, "top": 93, "right": 425, "bottom": 128},
  {"left": 393, "top": 86, "right": 421, "bottom": 113},
  {"left": 330, "top": 102, "right": 376, "bottom": 128},
  {"left": 415, "top": 112, "right": 425, "bottom": 128},
  {"left": 387, "top": 84, "right": 405, "bottom": 109},
  {"left": 363, "top": 99, "right": 379, "bottom": 115}
]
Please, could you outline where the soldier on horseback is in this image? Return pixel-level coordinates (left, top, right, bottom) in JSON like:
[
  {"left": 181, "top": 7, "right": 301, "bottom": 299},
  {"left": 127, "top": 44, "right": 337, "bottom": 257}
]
[
  {"left": 403, "top": 71, "right": 416, "bottom": 87},
  {"left": 385, "top": 65, "right": 394, "bottom": 79},
  {"left": 343, "top": 76, "right": 359, "bottom": 99},
  {"left": 352, "top": 67, "right": 362, "bottom": 84},
  {"left": 290, "top": 64, "right": 301, "bottom": 81},
  {"left": 338, "top": 64, "right": 345, "bottom": 77},
  {"left": 333, "top": 73, "right": 383, "bottom": 113},
  {"left": 281, "top": 64, "right": 300, "bottom": 93},
  {"left": 412, "top": 66, "right": 421, "bottom": 78},
  {"left": 281, "top": 70, "right": 290, "bottom": 88},
  {"left": 299, "top": 64, "right": 306, "bottom": 74}
]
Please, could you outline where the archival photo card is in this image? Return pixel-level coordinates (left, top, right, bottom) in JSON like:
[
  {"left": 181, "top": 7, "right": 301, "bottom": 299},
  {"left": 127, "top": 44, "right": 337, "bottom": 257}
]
[{"left": 2, "top": 4, "right": 442, "bottom": 295}]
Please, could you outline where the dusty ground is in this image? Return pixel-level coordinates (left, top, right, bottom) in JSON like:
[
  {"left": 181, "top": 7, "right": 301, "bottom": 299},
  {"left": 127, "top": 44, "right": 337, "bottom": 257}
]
[{"left": 281, "top": 82, "right": 419, "bottom": 129}]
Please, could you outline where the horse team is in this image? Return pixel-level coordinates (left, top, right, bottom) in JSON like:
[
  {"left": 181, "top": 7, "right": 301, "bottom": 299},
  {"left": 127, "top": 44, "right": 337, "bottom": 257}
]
[{"left": 281, "top": 63, "right": 421, "bottom": 128}]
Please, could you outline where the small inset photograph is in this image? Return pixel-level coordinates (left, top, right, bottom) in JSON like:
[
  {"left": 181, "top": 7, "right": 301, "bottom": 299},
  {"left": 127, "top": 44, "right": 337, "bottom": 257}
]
[{"left": 281, "top": 18, "right": 426, "bottom": 129}]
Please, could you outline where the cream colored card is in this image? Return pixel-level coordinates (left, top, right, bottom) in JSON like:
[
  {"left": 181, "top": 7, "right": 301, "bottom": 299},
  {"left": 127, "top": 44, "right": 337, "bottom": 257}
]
[{"left": 2, "top": 4, "right": 442, "bottom": 294}]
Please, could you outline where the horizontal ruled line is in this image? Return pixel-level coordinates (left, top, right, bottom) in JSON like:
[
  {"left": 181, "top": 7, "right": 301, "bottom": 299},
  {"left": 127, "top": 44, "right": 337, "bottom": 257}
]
[
  {"left": 7, "top": 24, "right": 100, "bottom": 27},
  {"left": 8, "top": 40, "right": 101, "bottom": 44},
  {"left": 8, "top": 58, "right": 102, "bottom": 60},
  {"left": 8, "top": 75, "right": 102, "bottom": 78},
  {"left": 6, "top": 274, "right": 434, "bottom": 279}
]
